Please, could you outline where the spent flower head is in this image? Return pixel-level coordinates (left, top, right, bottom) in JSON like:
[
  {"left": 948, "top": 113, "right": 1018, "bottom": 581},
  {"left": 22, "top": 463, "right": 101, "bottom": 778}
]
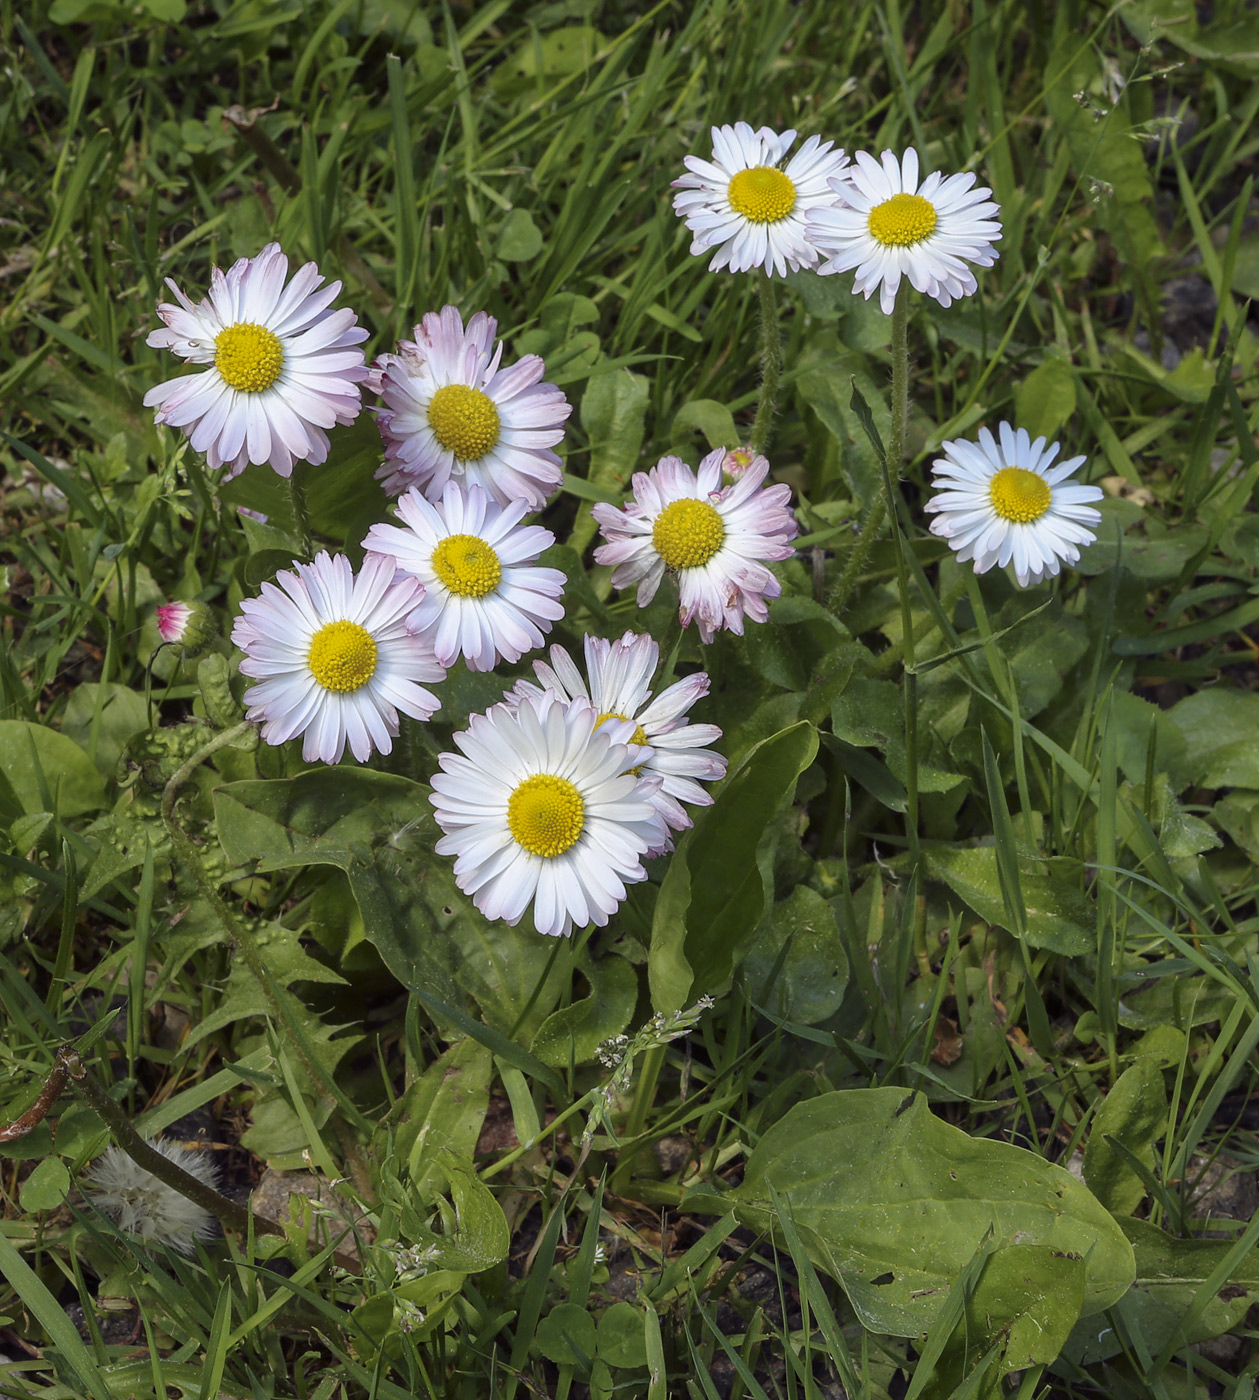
[{"left": 83, "top": 1140, "right": 219, "bottom": 1255}]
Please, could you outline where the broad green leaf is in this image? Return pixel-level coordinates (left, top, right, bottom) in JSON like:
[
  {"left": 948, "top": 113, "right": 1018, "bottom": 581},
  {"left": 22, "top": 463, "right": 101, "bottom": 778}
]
[
  {"left": 1066, "top": 1217, "right": 1259, "bottom": 1363},
  {"left": 60, "top": 683, "right": 149, "bottom": 780},
  {"left": 930, "top": 1244, "right": 1086, "bottom": 1400},
  {"left": 927, "top": 846, "right": 1092, "bottom": 955},
  {"left": 498, "top": 208, "right": 543, "bottom": 262},
  {"left": 212, "top": 770, "right": 561, "bottom": 1036},
  {"left": 669, "top": 399, "right": 737, "bottom": 454},
  {"left": 1166, "top": 688, "right": 1259, "bottom": 789},
  {"left": 490, "top": 26, "right": 604, "bottom": 96},
  {"left": 1082, "top": 1057, "right": 1166, "bottom": 1216},
  {"left": 728, "top": 1088, "right": 1134, "bottom": 1337},
  {"left": 531, "top": 953, "right": 638, "bottom": 1067},
  {"left": 596, "top": 1301, "right": 649, "bottom": 1367},
  {"left": 1014, "top": 358, "right": 1077, "bottom": 442},
  {"left": 0, "top": 722, "right": 106, "bottom": 818},
  {"left": 832, "top": 679, "right": 963, "bottom": 793},
  {"left": 534, "top": 1301, "right": 598, "bottom": 1367},
  {"left": 396, "top": 1038, "right": 492, "bottom": 1195},
  {"left": 19, "top": 1156, "right": 70, "bottom": 1212},
  {"left": 649, "top": 722, "right": 818, "bottom": 1012},
  {"left": 743, "top": 885, "right": 849, "bottom": 1025}
]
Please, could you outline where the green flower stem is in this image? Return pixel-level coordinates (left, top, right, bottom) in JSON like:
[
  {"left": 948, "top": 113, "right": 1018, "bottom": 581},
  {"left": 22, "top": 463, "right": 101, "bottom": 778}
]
[
  {"left": 288, "top": 471, "right": 313, "bottom": 561},
  {"left": 827, "top": 491, "right": 887, "bottom": 618},
  {"left": 160, "top": 721, "right": 368, "bottom": 1136},
  {"left": 749, "top": 277, "right": 782, "bottom": 456}
]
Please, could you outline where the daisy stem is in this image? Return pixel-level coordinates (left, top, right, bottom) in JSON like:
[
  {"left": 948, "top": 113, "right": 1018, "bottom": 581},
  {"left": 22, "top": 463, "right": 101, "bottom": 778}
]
[
  {"left": 288, "top": 471, "right": 314, "bottom": 560},
  {"left": 749, "top": 277, "right": 781, "bottom": 456}
]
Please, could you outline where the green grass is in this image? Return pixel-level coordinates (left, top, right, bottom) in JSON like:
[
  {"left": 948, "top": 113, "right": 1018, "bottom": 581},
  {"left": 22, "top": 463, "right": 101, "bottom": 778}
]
[{"left": 4, "top": 0, "right": 1259, "bottom": 1396}]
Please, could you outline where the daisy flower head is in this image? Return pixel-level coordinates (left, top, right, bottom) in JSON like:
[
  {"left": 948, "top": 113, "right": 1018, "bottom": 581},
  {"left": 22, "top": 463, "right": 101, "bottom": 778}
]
[
  {"left": 84, "top": 1140, "right": 219, "bottom": 1255},
  {"left": 806, "top": 148, "right": 1002, "bottom": 314},
  {"left": 924, "top": 422, "right": 1103, "bottom": 588},
  {"left": 509, "top": 631, "right": 728, "bottom": 844},
  {"left": 429, "top": 691, "right": 669, "bottom": 939},
  {"left": 155, "top": 599, "right": 218, "bottom": 656},
  {"left": 361, "top": 482, "right": 565, "bottom": 673},
  {"left": 591, "top": 447, "right": 798, "bottom": 644},
  {"left": 231, "top": 551, "right": 445, "bottom": 763},
  {"left": 672, "top": 122, "right": 850, "bottom": 278},
  {"left": 372, "top": 305, "right": 572, "bottom": 509},
  {"left": 144, "top": 243, "right": 368, "bottom": 480}
]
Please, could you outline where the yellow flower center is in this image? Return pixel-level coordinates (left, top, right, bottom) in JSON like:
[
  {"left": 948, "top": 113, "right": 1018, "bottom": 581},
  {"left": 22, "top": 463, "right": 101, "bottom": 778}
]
[
  {"left": 595, "top": 711, "right": 649, "bottom": 774},
  {"left": 430, "top": 533, "right": 502, "bottom": 598},
  {"left": 726, "top": 166, "right": 797, "bottom": 224},
  {"left": 307, "top": 620, "right": 378, "bottom": 693},
  {"left": 427, "top": 384, "right": 501, "bottom": 462},
  {"left": 507, "top": 774, "right": 585, "bottom": 858},
  {"left": 214, "top": 322, "right": 284, "bottom": 393},
  {"left": 652, "top": 498, "right": 726, "bottom": 570},
  {"left": 867, "top": 192, "right": 939, "bottom": 248},
  {"left": 989, "top": 467, "right": 1052, "bottom": 523}
]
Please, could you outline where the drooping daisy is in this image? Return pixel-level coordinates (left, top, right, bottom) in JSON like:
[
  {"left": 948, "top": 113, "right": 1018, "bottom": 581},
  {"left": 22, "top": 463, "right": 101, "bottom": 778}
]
[
  {"left": 361, "top": 483, "right": 565, "bottom": 672},
  {"left": 806, "top": 149, "right": 1002, "bottom": 314},
  {"left": 144, "top": 243, "right": 368, "bottom": 480},
  {"left": 372, "top": 305, "right": 571, "bottom": 508},
  {"left": 672, "top": 122, "right": 850, "bottom": 278},
  {"left": 924, "top": 423, "right": 1103, "bottom": 587},
  {"left": 231, "top": 551, "right": 445, "bottom": 763},
  {"left": 509, "top": 632, "right": 727, "bottom": 844},
  {"left": 592, "top": 447, "right": 798, "bottom": 644},
  {"left": 84, "top": 1140, "right": 219, "bottom": 1255},
  {"left": 429, "top": 692, "right": 669, "bottom": 939}
]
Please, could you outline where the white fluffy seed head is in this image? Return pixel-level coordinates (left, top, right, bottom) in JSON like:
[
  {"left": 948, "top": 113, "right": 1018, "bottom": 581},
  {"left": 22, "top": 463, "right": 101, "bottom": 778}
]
[{"left": 82, "top": 1140, "right": 220, "bottom": 1255}]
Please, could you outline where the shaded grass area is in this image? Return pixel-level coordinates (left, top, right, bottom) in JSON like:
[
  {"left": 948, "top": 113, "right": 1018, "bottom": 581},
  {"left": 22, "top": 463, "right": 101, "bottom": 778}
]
[{"left": 3, "top": 1, "right": 1259, "bottom": 1397}]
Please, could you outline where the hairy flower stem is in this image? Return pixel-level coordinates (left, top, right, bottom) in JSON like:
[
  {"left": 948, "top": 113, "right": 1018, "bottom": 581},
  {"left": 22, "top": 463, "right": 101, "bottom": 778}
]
[
  {"left": 750, "top": 278, "right": 781, "bottom": 456},
  {"left": 160, "top": 721, "right": 369, "bottom": 1139},
  {"left": 288, "top": 472, "right": 314, "bottom": 560}
]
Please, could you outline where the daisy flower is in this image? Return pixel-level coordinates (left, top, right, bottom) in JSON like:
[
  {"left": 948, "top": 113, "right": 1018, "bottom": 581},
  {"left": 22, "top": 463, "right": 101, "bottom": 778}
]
[
  {"left": 509, "top": 632, "right": 727, "bottom": 844},
  {"left": 372, "top": 305, "right": 571, "bottom": 508},
  {"left": 806, "top": 148, "right": 1002, "bottom": 314},
  {"left": 361, "top": 483, "right": 565, "bottom": 673},
  {"left": 429, "top": 691, "right": 669, "bottom": 939},
  {"left": 924, "top": 423, "right": 1103, "bottom": 587},
  {"left": 84, "top": 1140, "right": 219, "bottom": 1255},
  {"left": 672, "top": 122, "right": 850, "bottom": 278},
  {"left": 592, "top": 447, "right": 798, "bottom": 643},
  {"left": 155, "top": 599, "right": 217, "bottom": 655},
  {"left": 231, "top": 551, "right": 445, "bottom": 763},
  {"left": 144, "top": 243, "right": 368, "bottom": 480}
]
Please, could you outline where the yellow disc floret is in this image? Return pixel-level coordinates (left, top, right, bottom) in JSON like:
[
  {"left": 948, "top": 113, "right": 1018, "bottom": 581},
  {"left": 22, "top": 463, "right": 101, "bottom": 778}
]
[
  {"left": 430, "top": 534, "right": 502, "bottom": 598},
  {"left": 307, "top": 620, "right": 378, "bottom": 693},
  {"left": 989, "top": 467, "right": 1052, "bottom": 523},
  {"left": 651, "top": 498, "right": 726, "bottom": 570},
  {"left": 727, "top": 167, "right": 797, "bottom": 224},
  {"left": 215, "top": 322, "right": 285, "bottom": 393},
  {"left": 427, "top": 384, "right": 501, "bottom": 461},
  {"left": 507, "top": 774, "right": 585, "bottom": 858},
  {"left": 867, "top": 193, "right": 938, "bottom": 248}
]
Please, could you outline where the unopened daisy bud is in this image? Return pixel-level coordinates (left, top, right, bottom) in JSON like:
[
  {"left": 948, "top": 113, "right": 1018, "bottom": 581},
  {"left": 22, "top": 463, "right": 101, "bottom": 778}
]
[
  {"left": 83, "top": 1140, "right": 219, "bottom": 1255},
  {"left": 156, "top": 600, "right": 218, "bottom": 656},
  {"left": 721, "top": 445, "right": 758, "bottom": 482}
]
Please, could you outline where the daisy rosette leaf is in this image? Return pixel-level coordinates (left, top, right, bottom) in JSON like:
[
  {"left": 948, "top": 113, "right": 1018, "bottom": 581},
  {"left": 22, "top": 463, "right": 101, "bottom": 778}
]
[
  {"left": 362, "top": 482, "right": 565, "bottom": 673},
  {"left": 591, "top": 447, "right": 798, "bottom": 644},
  {"left": 509, "top": 631, "right": 727, "bottom": 847},
  {"left": 806, "top": 148, "right": 1002, "bottom": 314},
  {"left": 372, "top": 304, "right": 572, "bottom": 508},
  {"left": 924, "top": 423, "right": 1103, "bottom": 587},
  {"left": 429, "top": 692, "right": 669, "bottom": 939},
  {"left": 672, "top": 121, "right": 849, "bottom": 277},
  {"left": 144, "top": 242, "right": 369, "bottom": 480},
  {"left": 231, "top": 550, "right": 445, "bottom": 764},
  {"left": 84, "top": 1140, "right": 218, "bottom": 1255}
]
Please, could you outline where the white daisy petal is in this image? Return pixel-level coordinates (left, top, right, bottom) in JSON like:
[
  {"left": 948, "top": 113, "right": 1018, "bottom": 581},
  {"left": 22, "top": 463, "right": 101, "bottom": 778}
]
[
  {"left": 144, "top": 243, "right": 367, "bottom": 480},
  {"left": 592, "top": 449, "right": 798, "bottom": 643},
  {"left": 362, "top": 481, "right": 565, "bottom": 672},
  {"left": 430, "top": 693, "right": 669, "bottom": 938},
  {"left": 671, "top": 123, "right": 849, "bottom": 279},
  {"left": 924, "top": 422, "right": 1103, "bottom": 588},
  {"left": 230, "top": 550, "right": 445, "bottom": 763},
  {"left": 806, "top": 148, "right": 1002, "bottom": 314},
  {"left": 373, "top": 305, "right": 571, "bottom": 508}
]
